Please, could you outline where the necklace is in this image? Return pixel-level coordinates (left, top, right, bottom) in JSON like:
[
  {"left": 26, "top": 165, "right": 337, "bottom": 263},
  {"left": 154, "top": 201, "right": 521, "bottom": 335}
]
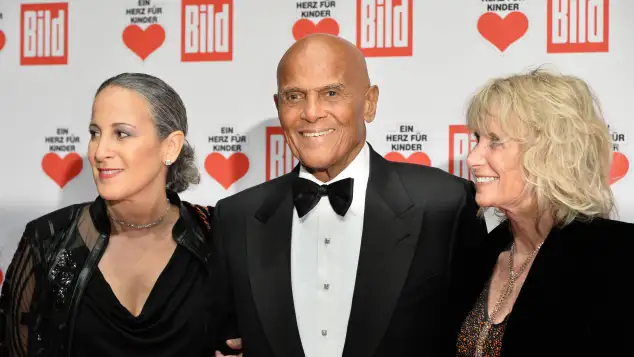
[
  {"left": 108, "top": 199, "right": 171, "bottom": 229},
  {"left": 474, "top": 240, "right": 544, "bottom": 357}
]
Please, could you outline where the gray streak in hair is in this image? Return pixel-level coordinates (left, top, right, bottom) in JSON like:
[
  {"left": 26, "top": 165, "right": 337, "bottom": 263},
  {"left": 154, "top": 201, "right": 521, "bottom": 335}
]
[{"left": 95, "top": 72, "right": 200, "bottom": 193}]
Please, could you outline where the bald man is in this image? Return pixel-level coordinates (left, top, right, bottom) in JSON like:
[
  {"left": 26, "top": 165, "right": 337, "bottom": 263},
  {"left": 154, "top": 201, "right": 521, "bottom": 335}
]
[{"left": 211, "top": 34, "right": 488, "bottom": 357}]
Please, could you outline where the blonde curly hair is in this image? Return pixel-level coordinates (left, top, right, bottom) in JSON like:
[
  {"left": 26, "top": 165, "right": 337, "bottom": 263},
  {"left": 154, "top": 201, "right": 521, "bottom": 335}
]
[{"left": 466, "top": 68, "right": 615, "bottom": 226}]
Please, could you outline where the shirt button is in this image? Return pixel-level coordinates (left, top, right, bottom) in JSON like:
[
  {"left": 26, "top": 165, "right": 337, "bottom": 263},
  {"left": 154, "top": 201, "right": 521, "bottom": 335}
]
[
  {"left": 324, "top": 283, "right": 330, "bottom": 290},
  {"left": 322, "top": 330, "right": 328, "bottom": 336},
  {"left": 325, "top": 238, "right": 330, "bottom": 245}
]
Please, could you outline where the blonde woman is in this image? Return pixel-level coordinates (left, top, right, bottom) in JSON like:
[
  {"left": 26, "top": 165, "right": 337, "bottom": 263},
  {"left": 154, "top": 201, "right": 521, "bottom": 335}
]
[{"left": 453, "top": 69, "right": 634, "bottom": 356}]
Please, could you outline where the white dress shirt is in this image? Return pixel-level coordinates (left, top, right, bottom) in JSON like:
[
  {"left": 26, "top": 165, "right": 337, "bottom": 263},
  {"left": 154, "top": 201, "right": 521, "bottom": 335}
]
[{"left": 291, "top": 142, "right": 370, "bottom": 357}]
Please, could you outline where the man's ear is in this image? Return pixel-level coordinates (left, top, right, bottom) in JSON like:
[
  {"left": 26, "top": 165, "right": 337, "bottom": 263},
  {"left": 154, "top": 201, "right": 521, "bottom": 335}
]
[{"left": 363, "top": 85, "right": 379, "bottom": 123}]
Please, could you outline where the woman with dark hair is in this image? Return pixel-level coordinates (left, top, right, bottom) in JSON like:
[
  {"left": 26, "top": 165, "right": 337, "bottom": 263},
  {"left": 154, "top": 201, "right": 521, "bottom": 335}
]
[{"left": 0, "top": 73, "right": 241, "bottom": 357}]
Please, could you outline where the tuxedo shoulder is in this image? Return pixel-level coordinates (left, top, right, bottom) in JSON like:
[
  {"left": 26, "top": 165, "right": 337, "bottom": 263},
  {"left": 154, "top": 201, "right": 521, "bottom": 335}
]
[
  {"left": 391, "top": 161, "right": 468, "bottom": 186},
  {"left": 389, "top": 161, "right": 472, "bottom": 202},
  {"left": 214, "top": 173, "right": 289, "bottom": 214}
]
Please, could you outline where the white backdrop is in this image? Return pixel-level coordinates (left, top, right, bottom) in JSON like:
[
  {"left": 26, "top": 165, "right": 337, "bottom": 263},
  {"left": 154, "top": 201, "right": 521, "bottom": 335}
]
[{"left": 0, "top": 0, "right": 632, "bottom": 286}]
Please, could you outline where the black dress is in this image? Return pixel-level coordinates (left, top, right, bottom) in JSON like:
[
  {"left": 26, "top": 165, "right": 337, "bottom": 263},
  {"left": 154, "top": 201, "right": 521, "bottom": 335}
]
[{"left": 71, "top": 245, "right": 215, "bottom": 356}]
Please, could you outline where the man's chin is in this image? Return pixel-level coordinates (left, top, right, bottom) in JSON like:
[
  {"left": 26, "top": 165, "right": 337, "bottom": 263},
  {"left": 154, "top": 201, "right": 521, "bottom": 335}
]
[{"left": 298, "top": 154, "right": 335, "bottom": 171}]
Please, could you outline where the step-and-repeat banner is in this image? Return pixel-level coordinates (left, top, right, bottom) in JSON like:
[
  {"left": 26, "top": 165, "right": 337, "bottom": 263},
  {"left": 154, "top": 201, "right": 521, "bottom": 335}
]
[{"left": 0, "top": 0, "right": 632, "bottom": 286}]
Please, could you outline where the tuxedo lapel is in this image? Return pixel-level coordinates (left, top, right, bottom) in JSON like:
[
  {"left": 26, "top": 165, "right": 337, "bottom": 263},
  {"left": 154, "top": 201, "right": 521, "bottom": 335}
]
[
  {"left": 343, "top": 148, "right": 426, "bottom": 357},
  {"left": 247, "top": 169, "right": 305, "bottom": 357}
]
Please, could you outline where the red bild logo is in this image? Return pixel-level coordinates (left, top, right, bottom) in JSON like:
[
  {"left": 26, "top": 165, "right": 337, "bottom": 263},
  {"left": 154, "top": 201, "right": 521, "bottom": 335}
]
[
  {"left": 547, "top": 0, "right": 609, "bottom": 53},
  {"left": 181, "top": 0, "right": 232, "bottom": 61},
  {"left": 266, "top": 127, "right": 299, "bottom": 181},
  {"left": 20, "top": 2, "right": 68, "bottom": 65},
  {"left": 356, "top": 0, "right": 413, "bottom": 57},
  {"left": 448, "top": 125, "right": 477, "bottom": 180}
]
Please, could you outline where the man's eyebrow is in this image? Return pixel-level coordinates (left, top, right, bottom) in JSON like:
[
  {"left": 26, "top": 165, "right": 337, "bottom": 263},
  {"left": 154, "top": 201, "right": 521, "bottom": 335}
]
[
  {"left": 279, "top": 83, "right": 346, "bottom": 95},
  {"left": 317, "top": 83, "right": 345, "bottom": 91},
  {"left": 279, "top": 87, "right": 303, "bottom": 93}
]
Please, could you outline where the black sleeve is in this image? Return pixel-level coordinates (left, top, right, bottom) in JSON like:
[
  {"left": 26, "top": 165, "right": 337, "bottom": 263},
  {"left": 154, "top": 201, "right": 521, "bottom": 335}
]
[
  {"left": 445, "top": 180, "right": 488, "bottom": 352},
  {"left": 0, "top": 224, "right": 42, "bottom": 357},
  {"left": 210, "top": 201, "right": 242, "bottom": 355}
]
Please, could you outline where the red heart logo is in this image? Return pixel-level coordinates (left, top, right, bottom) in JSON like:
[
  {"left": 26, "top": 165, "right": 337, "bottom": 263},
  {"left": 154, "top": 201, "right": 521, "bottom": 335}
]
[
  {"left": 384, "top": 152, "right": 432, "bottom": 166},
  {"left": 42, "top": 152, "right": 83, "bottom": 188},
  {"left": 292, "top": 18, "right": 340, "bottom": 41},
  {"left": 609, "top": 152, "right": 629, "bottom": 185},
  {"left": 0, "top": 30, "right": 6, "bottom": 52},
  {"left": 122, "top": 24, "right": 165, "bottom": 60},
  {"left": 477, "top": 12, "right": 528, "bottom": 52},
  {"left": 205, "top": 152, "right": 250, "bottom": 189}
]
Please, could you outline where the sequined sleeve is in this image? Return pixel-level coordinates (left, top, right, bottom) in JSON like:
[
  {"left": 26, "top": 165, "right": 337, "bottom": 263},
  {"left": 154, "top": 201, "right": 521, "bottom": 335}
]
[{"left": 0, "top": 224, "right": 42, "bottom": 357}]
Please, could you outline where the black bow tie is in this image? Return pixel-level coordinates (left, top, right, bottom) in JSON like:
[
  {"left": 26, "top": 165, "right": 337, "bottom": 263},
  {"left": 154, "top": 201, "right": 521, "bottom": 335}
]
[{"left": 292, "top": 177, "right": 354, "bottom": 218}]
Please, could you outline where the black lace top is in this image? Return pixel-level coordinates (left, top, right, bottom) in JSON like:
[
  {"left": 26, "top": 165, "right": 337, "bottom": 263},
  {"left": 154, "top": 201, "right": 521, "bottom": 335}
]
[{"left": 0, "top": 192, "right": 219, "bottom": 357}]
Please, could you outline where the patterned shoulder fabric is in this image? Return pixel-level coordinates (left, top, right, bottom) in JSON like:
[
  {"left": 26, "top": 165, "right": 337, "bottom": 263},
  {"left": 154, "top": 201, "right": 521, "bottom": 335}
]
[
  {"left": 183, "top": 202, "right": 213, "bottom": 233},
  {"left": 0, "top": 205, "right": 81, "bottom": 357}
]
